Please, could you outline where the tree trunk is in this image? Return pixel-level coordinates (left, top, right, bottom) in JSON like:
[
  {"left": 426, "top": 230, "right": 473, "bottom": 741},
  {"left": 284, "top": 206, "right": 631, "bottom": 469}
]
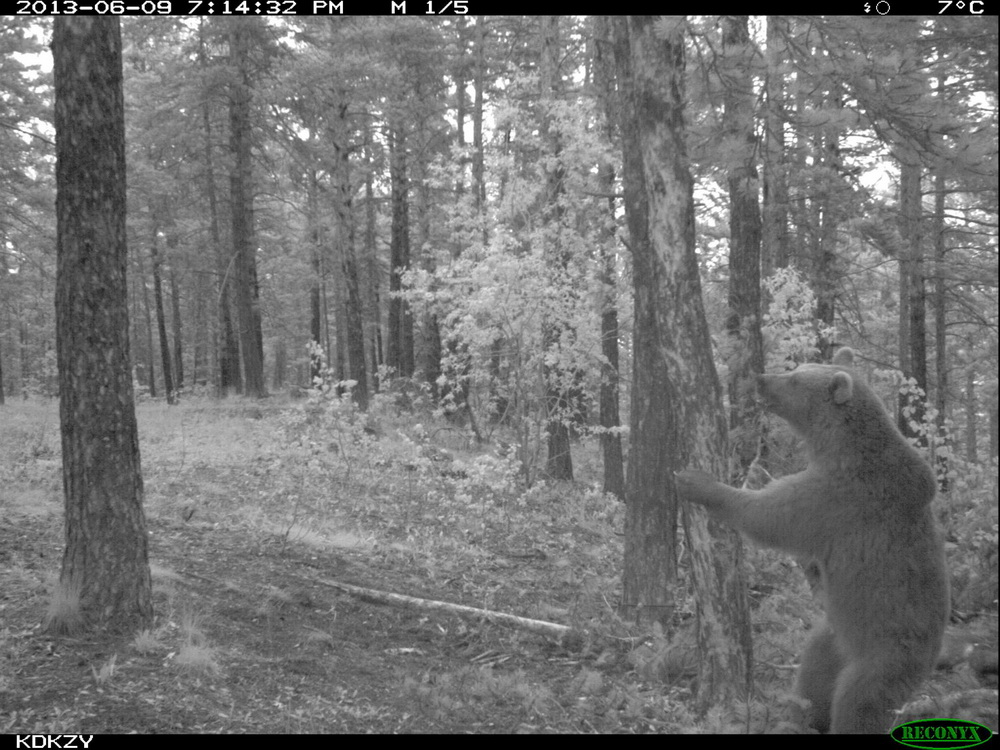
[
  {"left": 363, "top": 135, "right": 381, "bottom": 393},
  {"left": 616, "top": 15, "right": 674, "bottom": 625},
  {"left": 52, "top": 16, "right": 152, "bottom": 635},
  {"left": 762, "top": 16, "right": 790, "bottom": 276},
  {"left": 813, "top": 97, "right": 841, "bottom": 360},
  {"left": 473, "top": 16, "right": 486, "bottom": 218},
  {"left": 387, "top": 121, "right": 414, "bottom": 379},
  {"left": 0, "top": 255, "right": 5, "bottom": 403},
  {"left": 229, "top": 18, "right": 265, "bottom": 398},
  {"left": 892, "top": 20, "right": 927, "bottom": 441},
  {"left": 722, "top": 16, "right": 765, "bottom": 478},
  {"left": 272, "top": 337, "right": 286, "bottom": 390},
  {"left": 417, "top": 164, "right": 443, "bottom": 399},
  {"left": 990, "top": 349, "right": 999, "bottom": 460},
  {"left": 623, "top": 14, "right": 752, "bottom": 706},
  {"left": 592, "top": 15, "right": 624, "bottom": 500},
  {"left": 329, "top": 95, "right": 369, "bottom": 409},
  {"left": 192, "top": 262, "right": 208, "bottom": 386},
  {"left": 898, "top": 153, "right": 927, "bottom": 440},
  {"left": 199, "top": 19, "right": 239, "bottom": 396},
  {"left": 965, "top": 367, "right": 977, "bottom": 463},
  {"left": 307, "top": 169, "right": 324, "bottom": 385},
  {"left": 150, "top": 233, "right": 175, "bottom": 404},
  {"left": 933, "top": 159, "right": 949, "bottom": 487},
  {"left": 168, "top": 260, "right": 184, "bottom": 391},
  {"left": 135, "top": 235, "right": 157, "bottom": 397},
  {"left": 540, "top": 15, "right": 574, "bottom": 482}
]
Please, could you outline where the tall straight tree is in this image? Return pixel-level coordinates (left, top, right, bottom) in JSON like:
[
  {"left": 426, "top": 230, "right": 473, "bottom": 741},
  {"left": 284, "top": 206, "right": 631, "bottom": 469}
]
[
  {"left": 198, "top": 19, "right": 240, "bottom": 395},
  {"left": 149, "top": 230, "right": 176, "bottom": 405},
  {"left": 540, "top": 15, "right": 574, "bottom": 481},
  {"left": 592, "top": 15, "right": 625, "bottom": 500},
  {"left": 622, "top": 15, "right": 751, "bottom": 706},
  {"left": 761, "top": 17, "right": 790, "bottom": 276},
  {"left": 229, "top": 18, "right": 265, "bottom": 397},
  {"left": 329, "top": 87, "right": 369, "bottom": 409},
  {"left": 721, "top": 15, "right": 764, "bottom": 476},
  {"left": 51, "top": 16, "right": 152, "bottom": 634},
  {"left": 387, "top": 119, "right": 414, "bottom": 378}
]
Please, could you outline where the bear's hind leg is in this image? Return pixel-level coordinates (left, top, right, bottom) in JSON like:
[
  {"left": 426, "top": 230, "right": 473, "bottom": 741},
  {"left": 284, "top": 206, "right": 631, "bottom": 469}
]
[
  {"left": 830, "top": 656, "right": 926, "bottom": 733},
  {"left": 796, "top": 623, "right": 843, "bottom": 733}
]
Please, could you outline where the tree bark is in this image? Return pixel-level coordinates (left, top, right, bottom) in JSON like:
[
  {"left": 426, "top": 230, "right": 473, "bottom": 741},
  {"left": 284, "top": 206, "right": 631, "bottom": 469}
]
[
  {"left": 965, "top": 367, "right": 977, "bottom": 463},
  {"left": 762, "top": 17, "right": 790, "bottom": 276},
  {"left": 169, "top": 265, "right": 184, "bottom": 391},
  {"left": 363, "top": 134, "right": 381, "bottom": 392},
  {"left": 622, "top": 14, "right": 752, "bottom": 706},
  {"left": 473, "top": 16, "right": 486, "bottom": 218},
  {"left": 150, "top": 232, "right": 175, "bottom": 404},
  {"left": 932, "top": 157, "right": 949, "bottom": 487},
  {"left": 592, "top": 15, "right": 625, "bottom": 500},
  {"left": 52, "top": 16, "right": 152, "bottom": 634},
  {"left": 308, "top": 170, "right": 324, "bottom": 385},
  {"left": 134, "top": 236, "right": 157, "bottom": 397},
  {"left": 540, "top": 15, "right": 574, "bottom": 482},
  {"left": 229, "top": 18, "right": 265, "bottom": 397},
  {"left": 898, "top": 152, "right": 927, "bottom": 440},
  {"left": 330, "top": 96, "right": 369, "bottom": 409},
  {"left": 387, "top": 121, "right": 414, "bottom": 379},
  {"left": 721, "top": 16, "right": 764, "bottom": 478},
  {"left": 199, "top": 19, "right": 239, "bottom": 396},
  {"left": 890, "top": 19, "right": 927, "bottom": 440}
]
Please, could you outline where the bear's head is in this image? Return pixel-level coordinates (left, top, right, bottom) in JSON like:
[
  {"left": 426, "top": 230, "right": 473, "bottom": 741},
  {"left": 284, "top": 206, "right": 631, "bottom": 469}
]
[{"left": 756, "top": 348, "right": 856, "bottom": 440}]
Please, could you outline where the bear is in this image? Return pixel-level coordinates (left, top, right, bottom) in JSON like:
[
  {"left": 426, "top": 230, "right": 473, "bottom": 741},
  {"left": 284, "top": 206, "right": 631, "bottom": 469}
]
[{"left": 675, "top": 347, "right": 949, "bottom": 734}]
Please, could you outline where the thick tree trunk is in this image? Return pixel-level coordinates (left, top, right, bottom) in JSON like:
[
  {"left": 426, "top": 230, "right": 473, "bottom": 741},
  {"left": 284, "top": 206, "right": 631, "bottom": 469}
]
[
  {"left": 330, "top": 97, "right": 369, "bottom": 409},
  {"left": 229, "top": 19, "right": 265, "bottom": 397},
  {"left": 52, "top": 16, "right": 152, "bottom": 635},
  {"left": 616, "top": 15, "right": 674, "bottom": 625},
  {"left": 199, "top": 20, "right": 239, "bottom": 395},
  {"left": 623, "top": 14, "right": 752, "bottom": 706}
]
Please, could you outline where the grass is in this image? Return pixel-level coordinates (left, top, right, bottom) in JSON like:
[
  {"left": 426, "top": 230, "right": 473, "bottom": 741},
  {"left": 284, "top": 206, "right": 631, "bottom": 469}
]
[{"left": 0, "top": 395, "right": 992, "bottom": 733}]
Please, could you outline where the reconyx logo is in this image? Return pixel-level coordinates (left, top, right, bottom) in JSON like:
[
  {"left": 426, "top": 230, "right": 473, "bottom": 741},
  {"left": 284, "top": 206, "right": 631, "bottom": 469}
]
[
  {"left": 891, "top": 719, "right": 994, "bottom": 749},
  {"left": 15, "top": 737, "right": 94, "bottom": 749}
]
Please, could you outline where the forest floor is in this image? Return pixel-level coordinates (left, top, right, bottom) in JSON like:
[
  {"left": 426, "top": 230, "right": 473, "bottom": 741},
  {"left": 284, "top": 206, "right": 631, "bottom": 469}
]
[{"left": 0, "top": 396, "right": 993, "bottom": 734}]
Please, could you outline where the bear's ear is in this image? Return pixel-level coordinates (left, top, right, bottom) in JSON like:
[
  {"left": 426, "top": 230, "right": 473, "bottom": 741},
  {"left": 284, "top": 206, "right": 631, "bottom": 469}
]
[
  {"left": 832, "top": 347, "right": 854, "bottom": 368},
  {"left": 831, "top": 371, "right": 853, "bottom": 404}
]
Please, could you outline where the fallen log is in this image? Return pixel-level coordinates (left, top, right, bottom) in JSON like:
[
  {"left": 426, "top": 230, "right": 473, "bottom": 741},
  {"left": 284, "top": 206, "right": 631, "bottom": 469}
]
[{"left": 309, "top": 575, "right": 573, "bottom": 640}]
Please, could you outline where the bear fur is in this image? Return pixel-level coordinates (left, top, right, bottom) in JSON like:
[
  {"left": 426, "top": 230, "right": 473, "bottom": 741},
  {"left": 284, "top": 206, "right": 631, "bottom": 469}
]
[{"left": 675, "top": 347, "right": 949, "bottom": 734}]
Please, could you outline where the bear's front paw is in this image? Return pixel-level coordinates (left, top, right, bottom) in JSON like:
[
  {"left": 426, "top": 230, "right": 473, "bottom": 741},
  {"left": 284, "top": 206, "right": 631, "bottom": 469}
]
[{"left": 674, "top": 469, "right": 721, "bottom": 506}]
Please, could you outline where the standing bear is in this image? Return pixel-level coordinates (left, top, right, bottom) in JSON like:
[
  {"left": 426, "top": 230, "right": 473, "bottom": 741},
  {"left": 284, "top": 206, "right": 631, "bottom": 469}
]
[{"left": 675, "top": 348, "right": 949, "bottom": 734}]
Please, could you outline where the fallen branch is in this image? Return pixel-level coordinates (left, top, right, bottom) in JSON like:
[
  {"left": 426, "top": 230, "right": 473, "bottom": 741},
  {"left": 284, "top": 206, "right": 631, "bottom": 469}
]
[{"left": 309, "top": 575, "right": 573, "bottom": 640}]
